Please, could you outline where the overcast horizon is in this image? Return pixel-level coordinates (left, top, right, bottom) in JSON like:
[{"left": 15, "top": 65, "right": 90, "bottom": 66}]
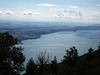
[{"left": 0, "top": 0, "right": 100, "bottom": 23}]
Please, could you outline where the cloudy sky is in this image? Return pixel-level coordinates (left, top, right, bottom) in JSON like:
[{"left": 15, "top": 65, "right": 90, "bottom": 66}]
[{"left": 0, "top": 0, "right": 100, "bottom": 23}]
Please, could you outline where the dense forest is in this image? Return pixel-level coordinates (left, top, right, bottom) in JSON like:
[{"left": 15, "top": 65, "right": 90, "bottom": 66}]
[{"left": 0, "top": 32, "right": 100, "bottom": 75}]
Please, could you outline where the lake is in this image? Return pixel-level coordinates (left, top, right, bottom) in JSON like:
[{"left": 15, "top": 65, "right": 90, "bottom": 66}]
[{"left": 20, "top": 30, "right": 100, "bottom": 64}]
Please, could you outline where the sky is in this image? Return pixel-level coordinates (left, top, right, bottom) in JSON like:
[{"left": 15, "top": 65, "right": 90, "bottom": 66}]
[{"left": 0, "top": 0, "right": 100, "bottom": 23}]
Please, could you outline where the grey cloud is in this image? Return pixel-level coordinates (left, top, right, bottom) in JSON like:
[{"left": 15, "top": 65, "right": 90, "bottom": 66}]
[
  {"left": 63, "top": 10, "right": 67, "bottom": 13},
  {"left": 6, "top": 12, "right": 11, "bottom": 15},
  {"left": 57, "top": 13, "right": 64, "bottom": 18},
  {"left": 55, "top": 9, "right": 83, "bottom": 20},
  {"left": 56, "top": 11, "right": 62, "bottom": 14},
  {"left": 23, "top": 11, "right": 39, "bottom": 16},
  {"left": 69, "top": 10, "right": 83, "bottom": 17},
  {"left": 23, "top": 13, "right": 26, "bottom": 15},
  {"left": 27, "top": 12, "right": 33, "bottom": 15},
  {"left": 78, "top": 11, "right": 82, "bottom": 16},
  {"left": 33, "top": 12, "right": 39, "bottom": 15},
  {"left": 69, "top": 10, "right": 75, "bottom": 14},
  {"left": 23, "top": 11, "right": 33, "bottom": 15}
]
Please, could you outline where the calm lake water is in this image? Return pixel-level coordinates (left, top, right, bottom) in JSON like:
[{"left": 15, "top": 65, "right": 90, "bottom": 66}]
[{"left": 20, "top": 30, "right": 100, "bottom": 64}]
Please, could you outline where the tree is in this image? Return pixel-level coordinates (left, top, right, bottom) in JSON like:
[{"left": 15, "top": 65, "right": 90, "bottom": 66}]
[
  {"left": 95, "top": 44, "right": 100, "bottom": 59},
  {"left": 50, "top": 56, "right": 58, "bottom": 75},
  {"left": 63, "top": 46, "right": 78, "bottom": 67},
  {"left": 75, "top": 56, "right": 100, "bottom": 75},
  {"left": 36, "top": 51, "right": 51, "bottom": 75},
  {"left": 25, "top": 58, "right": 38, "bottom": 75},
  {"left": 0, "top": 32, "right": 25, "bottom": 75},
  {"left": 87, "top": 47, "right": 94, "bottom": 59}
]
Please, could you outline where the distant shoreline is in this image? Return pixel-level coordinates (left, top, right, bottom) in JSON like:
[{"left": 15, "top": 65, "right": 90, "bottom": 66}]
[{"left": 0, "top": 24, "right": 100, "bottom": 41}]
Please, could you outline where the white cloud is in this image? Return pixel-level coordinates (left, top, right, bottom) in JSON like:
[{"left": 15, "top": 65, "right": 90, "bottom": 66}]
[
  {"left": 96, "top": 4, "right": 100, "bottom": 7},
  {"left": 5, "top": 10, "right": 14, "bottom": 15},
  {"left": 83, "top": 10, "right": 100, "bottom": 20},
  {"left": 34, "top": 12, "right": 40, "bottom": 15},
  {"left": 0, "top": 9, "right": 41, "bottom": 21},
  {"left": 0, "top": 11, "right": 3, "bottom": 15},
  {"left": 22, "top": 11, "right": 40, "bottom": 16},
  {"left": 38, "top": 3, "right": 56, "bottom": 7},
  {"left": 55, "top": 9, "right": 83, "bottom": 20},
  {"left": 53, "top": 5, "right": 100, "bottom": 23},
  {"left": 0, "top": 5, "right": 100, "bottom": 23},
  {"left": 69, "top": 5, "right": 80, "bottom": 9},
  {"left": 27, "top": 11, "right": 33, "bottom": 15},
  {"left": 69, "top": 10, "right": 82, "bottom": 16},
  {"left": 23, "top": 11, "right": 33, "bottom": 15}
]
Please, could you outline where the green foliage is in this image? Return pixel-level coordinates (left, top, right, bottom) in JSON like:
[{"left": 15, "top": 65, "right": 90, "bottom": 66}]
[
  {"left": 36, "top": 51, "right": 51, "bottom": 75},
  {"left": 0, "top": 32, "right": 25, "bottom": 75},
  {"left": 58, "top": 63, "right": 73, "bottom": 75},
  {"left": 24, "top": 45, "right": 100, "bottom": 75},
  {"left": 25, "top": 58, "right": 38, "bottom": 75},
  {"left": 63, "top": 46, "right": 78, "bottom": 67},
  {"left": 50, "top": 56, "right": 58, "bottom": 75},
  {"left": 75, "top": 57, "right": 100, "bottom": 75}
]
